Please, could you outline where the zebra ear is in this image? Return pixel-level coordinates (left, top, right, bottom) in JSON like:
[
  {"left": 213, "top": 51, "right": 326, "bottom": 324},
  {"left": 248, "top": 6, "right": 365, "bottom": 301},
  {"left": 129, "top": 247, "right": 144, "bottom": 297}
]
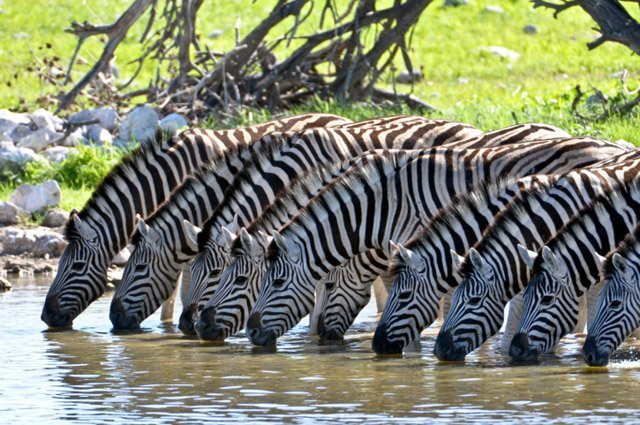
[
  {"left": 182, "top": 220, "right": 201, "bottom": 252},
  {"left": 72, "top": 212, "right": 98, "bottom": 243},
  {"left": 542, "top": 246, "right": 566, "bottom": 276},
  {"left": 612, "top": 253, "right": 632, "bottom": 281},
  {"left": 219, "top": 225, "right": 236, "bottom": 250},
  {"left": 450, "top": 249, "right": 466, "bottom": 271},
  {"left": 517, "top": 244, "right": 538, "bottom": 269},
  {"left": 593, "top": 252, "right": 607, "bottom": 270},
  {"left": 392, "top": 241, "right": 424, "bottom": 272},
  {"left": 136, "top": 214, "right": 149, "bottom": 237},
  {"left": 469, "top": 248, "right": 487, "bottom": 272},
  {"left": 239, "top": 228, "right": 258, "bottom": 257},
  {"left": 273, "top": 232, "right": 300, "bottom": 261}
]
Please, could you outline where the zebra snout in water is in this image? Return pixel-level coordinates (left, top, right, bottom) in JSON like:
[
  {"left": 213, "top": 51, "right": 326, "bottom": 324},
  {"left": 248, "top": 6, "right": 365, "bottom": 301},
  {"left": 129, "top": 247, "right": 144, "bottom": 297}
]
[
  {"left": 582, "top": 335, "right": 610, "bottom": 367},
  {"left": 433, "top": 328, "right": 467, "bottom": 361},
  {"left": 41, "top": 294, "right": 73, "bottom": 329},
  {"left": 372, "top": 322, "right": 403, "bottom": 355},
  {"left": 508, "top": 332, "right": 539, "bottom": 362},
  {"left": 195, "top": 307, "right": 223, "bottom": 341},
  {"left": 246, "top": 311, "right": 276, "bottom": 346},
  {"left": 109, "top": 298, "right": 141, "bottom": 330},
  {"left": 178, "top": 304, "right": 198, "bottom": 336}
]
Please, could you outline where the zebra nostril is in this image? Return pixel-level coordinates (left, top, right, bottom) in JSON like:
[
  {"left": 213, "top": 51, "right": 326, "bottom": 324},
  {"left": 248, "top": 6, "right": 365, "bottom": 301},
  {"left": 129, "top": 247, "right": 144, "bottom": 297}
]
[{"left": 247, "top": 311, "right": 262, "bottom": 331}]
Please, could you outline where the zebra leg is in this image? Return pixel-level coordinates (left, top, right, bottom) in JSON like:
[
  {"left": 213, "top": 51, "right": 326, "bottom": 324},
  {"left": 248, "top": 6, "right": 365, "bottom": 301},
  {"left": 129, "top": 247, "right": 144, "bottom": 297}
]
[
  {"left": 160, "top": 271, "right": 180, "bottom": 323},
  {"left": 441, "top": 292, "right": 452, "bottom": 318},
  {"left": 501, "top": 293, "right": 524, "bottom": 354},
  {"left": 572, "top": 293, "right": 587, "bottom": 334},
  {"left": 373, "top": 276, "right": 389, "bottom": 314},
  {"left": 308, "top": 282, "right": 325, "bottom": 336},
  {"left": 179, "top": 262, "right": 192, "bottom": 310},
  {"left": 586, "top": 283, "right": 603, "bottom": 331}
]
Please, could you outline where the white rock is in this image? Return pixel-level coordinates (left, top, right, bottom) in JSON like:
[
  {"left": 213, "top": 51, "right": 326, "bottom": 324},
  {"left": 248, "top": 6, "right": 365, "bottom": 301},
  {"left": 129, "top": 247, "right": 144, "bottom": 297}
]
[
  {"left": 0, "top": 276, "right": 11, "bottom": 292},
  {"left": 42, "top": 146, "right": 72, "bottom": 163},
  {"left": 42, "top": 208, "right": 68, "bottom": 228},
  {"left": 9, "top": 180, "right": 61, "bottom": 215},
  {"left": 0, "top": 141, "right": 46, "bottom": 171},
  {"left": 116, "top": 104, "right": 159, "bottom": 144},
  {"left": 1, "top": 227, "right": 67, "bottom": 257},
  {"left": 60, "top": 128, "right": 85, "bottom": 147},
  {"left": 111, "top": 247, "right": 131, "bottom": 267},
  {"left": 207, "top": 29, "right": 223, "bottom": 39},
  {"left": 7, "top": 124, "right": 34, "bottom": 142},
  {"left": 16, "top": 128, "right": 62, "bottom": 151},
  {"left": 484, "top": 5, "right": 504, "bottom": 13},
  {"left": 0, "top": 201, "right": 30, "bottom": 225},
  {"left": 523, "top": 24, "right": 539, "bottom": 35},
  {"left": 0, "top": 109, "right": 30, "bottom": 135},
  {"left": 159, "top": 113, "right": 188, "bottom": 137},
  {"left": 69, "top": 108, "right": 119, "bottom": 132},
  {"left": 85, "top": 124, "right": 113, "bottom": 145},
  {"left": 31, "top": 109, "right": 64, "bottom": 132},
  {"left": 396, "top": 69, "right": 423, "bottom": 84},
  {"left": 1, "top": 228, "right": 36, "bottom": 255},
  {"left": 33, "top": 233, "right": 67, "bottom": 257},
  {"left": 480, "top": 46, "right": 520, "bottom": 61}
]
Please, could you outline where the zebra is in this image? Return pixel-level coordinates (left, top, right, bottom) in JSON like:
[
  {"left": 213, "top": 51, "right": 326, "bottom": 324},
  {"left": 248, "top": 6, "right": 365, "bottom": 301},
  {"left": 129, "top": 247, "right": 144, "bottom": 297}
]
[
  {"left": 245, "top": 138, "right": 625, "bottom": 346},
  {"left": 311, "top": 124, "right": 577, "bottom": 341},
  {"left": 186, "top": 123, "right": 574, "bottom": 337},
  {"left": 510, "top": 182, "right": 640, "bottom": 361},
  {"left": 373, "top": 151, "right": 640, "bottom": 355},
  {"left": 583, "top": 220, "right": 640, "bottom": 366},
  {"left": 41, "top": 113, "right": 349, "bottom": 328},
  {"left": 110, "top": 117, "right": 482, "bottom": 329},
  {"left": 433, "top": 155, "right": 640, "bottom": 361}
]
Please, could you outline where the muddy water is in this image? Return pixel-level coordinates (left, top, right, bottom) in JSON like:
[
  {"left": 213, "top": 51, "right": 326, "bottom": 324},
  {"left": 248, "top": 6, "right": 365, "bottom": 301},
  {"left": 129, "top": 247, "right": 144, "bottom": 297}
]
[{"left": 2, "top": 275, "right": 640, "bottom": 424}]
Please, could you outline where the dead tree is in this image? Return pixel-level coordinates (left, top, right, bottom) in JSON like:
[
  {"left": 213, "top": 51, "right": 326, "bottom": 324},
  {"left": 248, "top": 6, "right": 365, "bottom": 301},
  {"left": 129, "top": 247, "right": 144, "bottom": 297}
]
[{"left": 57, "top": 0, "right": 436, "bottom": 121}]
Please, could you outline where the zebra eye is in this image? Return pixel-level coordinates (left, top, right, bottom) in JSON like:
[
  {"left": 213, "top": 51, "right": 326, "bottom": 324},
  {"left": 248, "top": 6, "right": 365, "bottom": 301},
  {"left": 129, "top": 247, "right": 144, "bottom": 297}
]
[
  {"left": 235, "top": 276, "right": 248, "bottom": 286},
  {"left": 71, "top": 262, "right": 84, "bottom": 271},
  {"left": 211, "top": 268, "right": 222, "bottom": 277},
  {"left": 135, "top": 263, "right": 147, "bottom": 273},
  {"left": 468, "top": 296, "right": 482, "bottom": 306},
  {"left": 610, "top": 300, "right": 623, "bottom": 310},
  {"left": 325, "top": 281, "right": 336, "bottom": 292},
  {"left": 272, "top": 278, "right": 286, "bottom": 289},
  {"left": 541, "top": 295, "right": 554, "bottom": 306},
  {"left": 398, "top": 290, "right": 412, "bottom": 301}
]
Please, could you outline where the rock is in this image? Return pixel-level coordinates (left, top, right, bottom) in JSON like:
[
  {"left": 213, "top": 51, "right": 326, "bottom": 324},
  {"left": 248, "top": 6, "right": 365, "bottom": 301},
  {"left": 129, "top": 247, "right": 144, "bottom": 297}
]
[
  {"left": 4, "top": 262, "right": 21, "bottom": 274},
  {"left": 0, "top": 141, "right": 46, "bottom": 173},
  {"left": 31, "top": 109, "right": 64, "bottom": 132},
  {"left": 0, "top": 201, "right": 30, "bottom": 225},
  {"left": 116, "top": 104, "right": 159, "bottom": 144},
  {"left": 9, "top": 180, "right": 61, "bottom": 215},
  {"left": 480, "top": 46, "right": 520, "bottom": 61},
  {"left": 159, "top": 113, "right": 188, "bottom": 137},
  {"left": 111, "top": 247, "right": 131, "bottom": 267},
  {"left": 483, "top": 5, "right": 504, "bottom": 13},
  {"left": 42, "top": 146, "right": 72, "bottom": 163},
  {"left": 69, "top": 108, "right": 119, "bottom": 132},
  {"left": 16, "top": 128, "right": 62, "bottom": 151},
  {"left": 61, "top": 128, "right": 85, "bottom": 147},
  {"left": 7, "top": 124, "right": 34, "bottom": 142},
  {"left": 1, "top": 227, "right": 67, "bottom": 257},
  {"left": 0, "top": 276, "right": 11, "bottom": 291},
  {"left": 42, "top": 208, "right": 68, "bottom": 228},
  {"left": 616, "top": 139, "right": 636, "bottom": 150},
  {"left": 0, "top": 110, "right": 30, "bottom": 136},
  {"left": 523, "top": 24, "right": 539, "bottom": 35},
  {"left": 396, "top": 69, "right": 423, "bottom": 84},
  {"left": 207, "top": 29, "right": 223, "bottom": 39},
  {"left": 444, "top": 0, "right": 469, "bottom": 6},
  {"left": 85, "top": 124, "right": 113, "bottom": 145},
  {"left": 33, "top": 232, "right": 67, "bottom": 258},
  {"left": 34, "top": 264, "right": 54, "bottom": 274}
]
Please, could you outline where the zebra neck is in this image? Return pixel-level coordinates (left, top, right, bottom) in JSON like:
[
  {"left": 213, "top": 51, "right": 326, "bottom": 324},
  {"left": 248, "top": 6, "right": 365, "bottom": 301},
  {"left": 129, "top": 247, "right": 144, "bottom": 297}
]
[{"left": 544, "top": 187, "right": 640, "bottom": 295}]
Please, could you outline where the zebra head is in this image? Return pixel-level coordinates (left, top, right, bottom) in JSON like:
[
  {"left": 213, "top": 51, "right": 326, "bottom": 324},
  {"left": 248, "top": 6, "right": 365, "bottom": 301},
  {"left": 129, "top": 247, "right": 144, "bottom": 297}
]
[
  {"left": 315, "top": 256, "right": 375, "bottom": 342},
  {"left": 110, "top": 217, "right": 197, "bottom": 330},
  {"left": 434, "top": 248, "right": 504, "bottom": 361},
  {"left": 195, "top": 229, "right": 270, "bottom": 342},
  {"left": 178, "top": 220, "right": 236, "bottom": 335},
  {"left": 510, "top": 245, "right": 575, "bottom": 361},
  {"left": 584, "top": 252, "right": 640, "bottom": 366},
  {"left": 247, "top": 232, "right": 314, "bottom": 346},
  {"left": 42, "top": 211, "right": 109, "bottom": 329},
  {"left": 373, "top": 242, "right": 440, "bottom": 355}
]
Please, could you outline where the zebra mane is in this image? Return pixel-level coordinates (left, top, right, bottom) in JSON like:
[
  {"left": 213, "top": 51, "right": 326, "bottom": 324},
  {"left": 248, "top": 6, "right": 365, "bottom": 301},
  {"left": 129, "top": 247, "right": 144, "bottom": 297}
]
[
  {"left": 194, "top": 130, "right": 312, "bottom": 249},
  {"left": 280, "top": 150, "right": 410, "bottom": 240},
  {"left": 530, "top": 184, "right": 634, "bottom": 273},
  {"left": 387, "top": 178, "right": 525, "bottom": 276},
  {"left": 603, "top": 227, "right": 640, "bottom": 277},
  {"left": 64, "top": 128, "right": 171, "bottom": 238}
]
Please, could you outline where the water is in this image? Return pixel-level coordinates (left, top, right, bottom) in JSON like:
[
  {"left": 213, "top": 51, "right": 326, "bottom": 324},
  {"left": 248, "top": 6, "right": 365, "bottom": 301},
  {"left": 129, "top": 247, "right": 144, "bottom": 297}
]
[{"left": 2, "top": 275, "right": 640, "bottom": 424}]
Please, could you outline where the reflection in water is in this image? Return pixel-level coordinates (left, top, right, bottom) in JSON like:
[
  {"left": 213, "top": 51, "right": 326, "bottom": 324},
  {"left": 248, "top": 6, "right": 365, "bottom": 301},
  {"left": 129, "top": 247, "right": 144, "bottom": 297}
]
[{"left": 1, "top": 275, "right": 640, "bottom": 423}]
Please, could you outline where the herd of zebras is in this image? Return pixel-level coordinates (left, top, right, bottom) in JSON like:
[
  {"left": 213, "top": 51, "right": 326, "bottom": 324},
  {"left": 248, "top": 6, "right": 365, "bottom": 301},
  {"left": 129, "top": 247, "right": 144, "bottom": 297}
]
[{"left": 39, "top": 112, "right": 640, "bottom": 367}]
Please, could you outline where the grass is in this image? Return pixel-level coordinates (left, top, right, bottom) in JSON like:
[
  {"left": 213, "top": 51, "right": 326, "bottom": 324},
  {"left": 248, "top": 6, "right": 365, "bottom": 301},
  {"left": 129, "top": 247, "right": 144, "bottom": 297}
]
[{"left": 0, "top": 0, "right": 639, "bottom": 213}]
